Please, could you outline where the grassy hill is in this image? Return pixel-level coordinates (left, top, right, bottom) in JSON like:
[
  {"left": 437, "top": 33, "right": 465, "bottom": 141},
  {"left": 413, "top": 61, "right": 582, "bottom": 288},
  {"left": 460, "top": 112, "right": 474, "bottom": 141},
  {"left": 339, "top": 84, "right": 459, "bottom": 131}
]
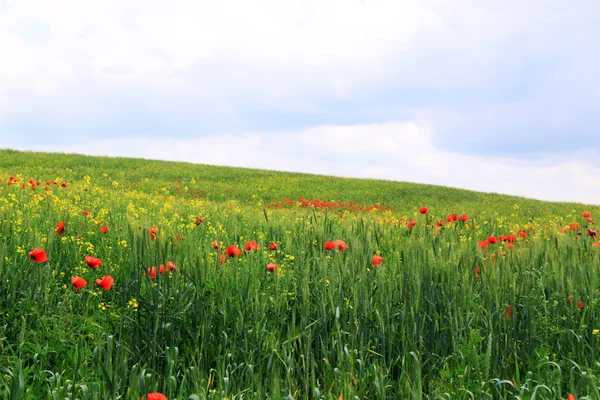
[{"left": 0, "top": 149, "right": 599, "bottom": 399}]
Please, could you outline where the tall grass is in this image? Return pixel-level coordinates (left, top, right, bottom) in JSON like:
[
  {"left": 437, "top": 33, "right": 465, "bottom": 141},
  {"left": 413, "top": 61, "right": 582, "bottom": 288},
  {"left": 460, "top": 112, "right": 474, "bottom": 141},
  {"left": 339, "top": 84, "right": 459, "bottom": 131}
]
[{"left": 0, "top": 150, "right": 599, "bottom": 399}]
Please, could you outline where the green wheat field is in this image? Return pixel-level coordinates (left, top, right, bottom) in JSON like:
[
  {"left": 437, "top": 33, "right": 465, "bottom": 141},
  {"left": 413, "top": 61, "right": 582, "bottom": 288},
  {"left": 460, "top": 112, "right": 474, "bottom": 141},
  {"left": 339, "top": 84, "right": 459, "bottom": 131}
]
[{"left": 1, "top": 149, "right": 599, "bottom": 399}]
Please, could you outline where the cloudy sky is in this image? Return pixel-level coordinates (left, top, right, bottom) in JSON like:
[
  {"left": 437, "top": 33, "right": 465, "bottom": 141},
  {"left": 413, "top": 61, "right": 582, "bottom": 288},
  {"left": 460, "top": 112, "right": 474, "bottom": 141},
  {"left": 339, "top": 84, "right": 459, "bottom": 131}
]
[{"left": 1, "top": 0, "right": 599, "bottom": 204}]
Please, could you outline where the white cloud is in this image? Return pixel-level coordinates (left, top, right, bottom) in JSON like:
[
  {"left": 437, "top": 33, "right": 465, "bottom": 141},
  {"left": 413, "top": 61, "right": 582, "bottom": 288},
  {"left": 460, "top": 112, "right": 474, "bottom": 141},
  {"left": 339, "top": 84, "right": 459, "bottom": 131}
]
[{"left": 6, "top": 122, "right": 600, "bottom": 205}]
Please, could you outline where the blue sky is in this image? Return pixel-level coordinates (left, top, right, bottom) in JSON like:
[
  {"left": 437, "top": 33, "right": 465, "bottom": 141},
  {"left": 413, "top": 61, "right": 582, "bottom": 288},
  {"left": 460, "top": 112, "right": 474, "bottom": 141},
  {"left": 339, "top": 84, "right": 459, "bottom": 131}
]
[{"left": 0, "top": 0, "right": 599, "bottom": 204}]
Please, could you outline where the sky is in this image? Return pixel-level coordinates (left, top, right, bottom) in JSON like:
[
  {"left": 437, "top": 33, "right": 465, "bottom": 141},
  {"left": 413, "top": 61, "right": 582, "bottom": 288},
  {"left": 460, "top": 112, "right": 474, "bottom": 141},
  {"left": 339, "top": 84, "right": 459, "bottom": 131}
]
[{"left": 0, "top": 0, "right": 599, "bottom": 204}]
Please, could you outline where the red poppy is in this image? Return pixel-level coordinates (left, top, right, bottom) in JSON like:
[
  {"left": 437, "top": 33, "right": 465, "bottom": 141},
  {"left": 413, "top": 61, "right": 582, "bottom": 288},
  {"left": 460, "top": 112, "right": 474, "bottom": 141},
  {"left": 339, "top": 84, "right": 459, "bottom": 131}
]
[
  {"left": 446, "top": 215, "right": 454, "bottom": 223},
  {"left": 487, "top": 236, "right": 497, "bottom": 245},
  {"left": 461, "top": 214, "right": 469, "bottom": 222},
  {"left": 159, "top": 264, "right": 166, "bottom": 275},
  {"left": 477, "top": 240, "right": 489, "bottom": 249},
  {"left": 269, "top": 242, "right": 278, "bottom": 251},
  {"left": 212, "top": 240, "right": 219, "bottom": 250},
  {"left": 583, "top": 211, "right": 591, "bottom": 218},
  {"left": 588, "top": 217, "right": 594, "bottom": 223},
  {"left": 505, "top": 305, "right": 514, "bottom": 320},
  {"left": 218, "top": 254, "right": 226, "bottom": 266},
  {"left": 226, "top": 245, "right": 242, "bottom": 258},
  {"left": 419, "top": 207, "right": 428, "bottom": 214},
  {"left": 333, "top": 240, "right": 348, "bottom": 252},
  {"left": 578, "top": 301, "right": 584, "bottom": 309},
  {"left": 506, "top": 235, "right": 516, "bottom": 243},
  {"left": 82, "top": 210, "right": 90, "bottom": 217},
  {"left": 506, "top": 243, "right": 515, "bottom": 250},
  {"left": 267, "top": 263, "right": 278, "bottom": 273},
  {"left": 244, "top": 241, "right": 258, "bottom": 251},
  {"left": 568, "top": 394, "right": 576, "bottom": 400},
  {"left": 71, "top": 276, "right": 87, "bottom": 290},
  {"left": 436, "top": 220, "right": 443, "bottom": 227},
  {"left": 29, "top": 248, "right": 48, "bottom": 263},
  {"left": 61, "top": 182, "right": 68, "bottom": 188},
  {"left": 324, "top": 241, "right": 336, "bottom": 251},
  {"left": 588, "top": 228, "right": 598, "bottom": 238},
  {"left": 372, "top": 255, "right": 383, "bottom": 267},
  {"left": 96, "top": 276, "right": 114, "bottom": 291},
  {"left": 99, "top": 225, "right": 109, "bottom": 234},
  {"left": 519, "top": 231, "right": 528, "bottom": 239},
  {"left": 569, "top": 223, "right": 580, "bottom": 231},
  {"left": 146, "top": 266, "right": 157, "bottom": 278},
  {"left": 194, "top": 216, "right": 205, "bottom": 226},
  {"left": 567, "top": 295, "right": 573, "bottom": 303},
  {"left": 475, "top": 266, "right": 481, "bottom": 280},
  {"left": 142, "top": 393, "right": 168, "bottom": 400},
  {"left": 166, "top": 261, "right": 177, "bottom": 272},
  {"left": 85, "top": 256, "right": 103, "bottom": 269},
  {"left": 55, "top": 221, "right": 66, "bottom": 235},
  {"left": 407, "top": 220, "right": 416, "bottom": 229},
  {"left": 149, "top": 227, "right": 158, "bottom": 241}
]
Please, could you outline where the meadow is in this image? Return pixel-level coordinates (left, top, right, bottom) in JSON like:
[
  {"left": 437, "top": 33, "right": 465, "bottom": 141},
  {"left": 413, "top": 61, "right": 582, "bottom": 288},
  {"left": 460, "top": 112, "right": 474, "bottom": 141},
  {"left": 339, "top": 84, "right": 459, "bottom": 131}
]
[{"left": 0, "top": 149, "right": 599, "bottom": 399}]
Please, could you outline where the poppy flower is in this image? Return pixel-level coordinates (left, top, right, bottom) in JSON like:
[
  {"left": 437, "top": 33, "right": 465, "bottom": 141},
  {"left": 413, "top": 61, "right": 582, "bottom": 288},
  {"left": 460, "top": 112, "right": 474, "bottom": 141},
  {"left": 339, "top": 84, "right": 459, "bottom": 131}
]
[
  {"left": 226, "top": 245, "right": 242, "bottom": 258},
  {"left": 267, "top": 263, "right": 278, "bottom": 273},
  {"left": 166, "top": 261, "right": 177, "bottom": 272},
  {"left": 212, "top": 240, "right": 219, "bottom": 250},
  {"left": 82, "top": 210, "right": 90, "bottom": 217},
  {"left": 71, "top": 276, "right": 87, "bottom": 290},
  {"left": 419, "top": 207, "right": 428, "bottom": 214},
  {"left": 324, "top": 241, "right": 336, "bottom": 251},
  {"left": 159, "top": 264, "right": 166, "bottom": 275},
  {"left": 568, "top": 394, "right": 576, "bottom": 400},
  {"left": 141, "top": 393, "right": 168, "bottom": 400},
  {"left": 99, "top": 225, "right": 109, "bottom": 234},
  {"left": 61, "top": 182, "right": 68, "bottom": 188},
  {"left": 85, "top": 256, "right": 103, "bottom": 269},
  {"left": 96, "top": 276, "right": 114, "bottom": 291},
  {"left": 446, "top": 215, "right": 454, "bottom": 223},
  {"left": 583, "top": 211, "right": 591, "bottom": 218},
  {"left": 145, "top": 266, "right": 157, "bottom": 279},
  {"left": 149, "top": 227, "right": 158, "bottom": 241},
  {"left": 333, "top": 240, "right": 348, "bottom": 252},
  {"left": 588, "top": 228, "right": 598, "bottom": 238},
  {"left": 588, "top": 217, "right": 594, "bottom": 223},
  {"left": 578, "top": 301, "right": 584, "bottom": 309},
  {"left": 436, "top": 220, "right": 443, "bottom": 228},
  {"left": 475, "top": 266, "right": 481, "bottom": 280},
  {"left": 506, "top": 243, "right": 515, "bottom": 250},
  {"left": 55, "top": 221, "right": 66, "bottom": 235},
  {"left": 505, "top": 305, "right": 514, "bottom": 320},
  {"left": 477, "top": 240, "right": 489, "bottom": 250},
  {"left": 568, "top": 295, "right": 573, "bottom": 303},
  {"left": 506, "top": 235, "right": 516, "bottom": 243},
  {"left": 487, "top": 236, "right": 497, "bottom": 245},
  {"left": 461, "top": 214, "right": 469, "bottom": 222},
  {"left": 29, "top": 248, "right": 48, "bottom": 263},
  {"left": 407, "top": 220, "right": 416, "bottom": 229},
  {"left": 194, "top": 216, "right": 205, "bottom": 226},
  {"left": 372, "top": 255, "right": 383, "bottom": 267},
  {"left": 269, "top": 242, "right": 278, "bottom": 251},
  {"left": 244, "top": 241, "right": 258, "bottom": 251},
  {"left": 519, "top": 231, "right": 528, "bottom": 238},
  {"left": 218, "top": 254, "right": 226, "bottom": 266}
]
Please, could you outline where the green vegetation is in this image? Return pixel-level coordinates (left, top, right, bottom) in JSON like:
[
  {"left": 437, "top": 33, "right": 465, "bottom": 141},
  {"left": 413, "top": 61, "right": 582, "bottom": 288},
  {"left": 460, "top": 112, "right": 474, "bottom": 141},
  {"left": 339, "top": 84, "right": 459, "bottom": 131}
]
[{"left": 0, "top": 149, "right": 599, "bottom": 399}]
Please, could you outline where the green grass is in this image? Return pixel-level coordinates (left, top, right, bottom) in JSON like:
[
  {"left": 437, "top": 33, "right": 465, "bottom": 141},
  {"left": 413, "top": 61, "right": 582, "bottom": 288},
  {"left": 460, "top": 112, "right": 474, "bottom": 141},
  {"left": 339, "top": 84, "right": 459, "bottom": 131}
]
[{"left": 0, "top": 149, "right": 599, "bottom": 399}]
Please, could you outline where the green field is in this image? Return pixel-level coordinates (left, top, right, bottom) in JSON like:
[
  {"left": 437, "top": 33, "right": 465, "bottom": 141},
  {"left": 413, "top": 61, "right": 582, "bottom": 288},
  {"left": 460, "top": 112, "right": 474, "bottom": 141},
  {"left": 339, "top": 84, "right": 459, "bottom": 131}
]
[{"left": 0, "top": 149, "right": 599, "bottom": 399}]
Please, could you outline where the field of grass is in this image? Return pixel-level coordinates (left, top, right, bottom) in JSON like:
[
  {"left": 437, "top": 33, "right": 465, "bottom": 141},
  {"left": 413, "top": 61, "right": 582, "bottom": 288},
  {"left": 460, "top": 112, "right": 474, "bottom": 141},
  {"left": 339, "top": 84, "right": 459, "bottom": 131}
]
[{"left": 1, "top": 149, "right": 599, "bottom": 399}]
